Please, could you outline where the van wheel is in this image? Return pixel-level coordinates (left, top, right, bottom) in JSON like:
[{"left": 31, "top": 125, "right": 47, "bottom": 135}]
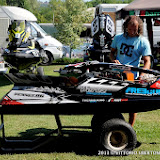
[
  {"left": 41, "top": 51, "right": 53, "bottom": 65},
  {"left": 37, "top": 67, "right": 44, "bottom": 75},
  {"left": 100, "top": 118, "right": 137, "bottom": 155}
]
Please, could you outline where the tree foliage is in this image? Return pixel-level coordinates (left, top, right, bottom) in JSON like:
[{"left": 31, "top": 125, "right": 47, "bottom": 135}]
[
  {"left": 49, "top": 0, "right": 92, "bottom": 48},
  {"left": 0, "top": 0, "right": 7, "bottom": 5}
]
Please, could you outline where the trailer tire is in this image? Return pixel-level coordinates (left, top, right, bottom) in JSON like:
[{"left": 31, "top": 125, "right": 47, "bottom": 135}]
[
  {"left": 91, "top": 113, "right": 124, "bottom": 134},
  {"left": 100, "top": 118, "right": 137, "bottom": 155}
]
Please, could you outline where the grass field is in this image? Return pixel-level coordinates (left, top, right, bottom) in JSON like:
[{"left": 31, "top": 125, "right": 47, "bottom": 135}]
[{"left": 1, "top": 65, "right": 160, "bottom": 159}]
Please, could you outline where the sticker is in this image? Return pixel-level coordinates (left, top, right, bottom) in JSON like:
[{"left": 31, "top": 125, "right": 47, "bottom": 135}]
[
  {"left": 82, "top": 99, "right": 105, "bottom": 103},
  {"left": 125, "top": 87, "right": 160, "bottom": 96},
  {"left": 108, "top": 98, "right": 128, "bottom": 102},
  {"left": 86, "top": 92, "right": 112, "bottom": 95},
  {"left": 150, "top": 80, "right": 160, "bottom": 89},
  {"left": 110, "top": 64, "right": 131, "bottom": 71}
]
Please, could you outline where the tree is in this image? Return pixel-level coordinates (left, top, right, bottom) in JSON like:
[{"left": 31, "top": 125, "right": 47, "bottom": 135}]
[
  {"left": 49, "top": 0, "right": 92, "bottom": 48},
  {"left": 36, "top": 5, "right": 53, "bottom": 23},
  {"left": 6, "top": 0, "right": 25, "bottom": 7},
  {"left": 0, "top": 0, "right": 6, "bottom": 5},
  {"left": 5, "top": 0, "right": 43, "bottom": 22}
]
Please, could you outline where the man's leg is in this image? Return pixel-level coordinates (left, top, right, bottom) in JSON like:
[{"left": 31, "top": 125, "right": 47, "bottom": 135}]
[{"left": 129, "top": 113, "right": 137, "bottom": 127}]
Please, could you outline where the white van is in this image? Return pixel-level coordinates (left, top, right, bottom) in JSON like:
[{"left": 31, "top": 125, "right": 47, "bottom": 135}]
[{"left": 0, "top": 6, "right": 64, "bottom": 65}]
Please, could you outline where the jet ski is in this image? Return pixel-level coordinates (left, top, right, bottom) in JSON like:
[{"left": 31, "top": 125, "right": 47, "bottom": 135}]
[
  {"left": 1, "top": 61, "right": 160, "bottom": 154},
  {"left": 2, "top": 20, "right": 43, "bottom": 74},
  {"left": 1, "top": 61, "right": 160, "bottom": 113},
  {"left": 3, "top": 48, "right": 41, "bottom": 71}
]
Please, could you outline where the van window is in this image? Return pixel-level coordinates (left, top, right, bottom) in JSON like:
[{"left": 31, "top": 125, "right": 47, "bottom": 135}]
[
  {"left": 31, "top": 22, "right": 47, "bottom": 35},
  {"left": 26, "top": 22, "right": 38, "bottom": 37},
  {"left": 30, "top": 24, "right": 38, "bottom": 37}
]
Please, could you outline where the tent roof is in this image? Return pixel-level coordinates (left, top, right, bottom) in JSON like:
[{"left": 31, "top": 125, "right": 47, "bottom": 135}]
[
  {"left": 116, "top": 0, "right": 160, "bottom": 19},
  {"left": 123, "top": 0, "right": 160, "bottom": 11}
]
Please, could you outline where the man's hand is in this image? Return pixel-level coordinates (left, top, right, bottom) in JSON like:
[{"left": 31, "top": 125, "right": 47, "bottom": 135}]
[
  {"left": 139, "top": 56, "right": 151, "bottom": 79},
  {"left": 112, "top": 60, "right": 121, "bottom": 64},
  {"left": 109, "top": 48, "right": 121, "bottom": 64}
]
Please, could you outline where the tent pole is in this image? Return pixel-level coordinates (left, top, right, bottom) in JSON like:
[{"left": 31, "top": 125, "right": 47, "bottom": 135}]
[{"left": 146, "top": 18, "right": 154, "bottom": 51}]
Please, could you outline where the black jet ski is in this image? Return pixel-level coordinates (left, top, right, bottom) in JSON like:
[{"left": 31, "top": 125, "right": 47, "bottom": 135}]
[
  {"left": 1, "top": 61, "right": 160, "bottom": 113},
  {"left": 1, "top": 61, "right": 160, "bottom": 154},
  {"left": 2, "top": 20, "right": 43, "bottom": 74}
]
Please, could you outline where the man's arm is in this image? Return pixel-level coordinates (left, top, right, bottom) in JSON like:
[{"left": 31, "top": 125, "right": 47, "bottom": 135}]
[
  {"left": 140, "top": 55, "right": 151, "bottom": 77},
  {"left": 109, "top": 48, "right": 121, "bottom": 64},
  {"left": 143, "top": 56, "right": 151, "bottom": 69}
]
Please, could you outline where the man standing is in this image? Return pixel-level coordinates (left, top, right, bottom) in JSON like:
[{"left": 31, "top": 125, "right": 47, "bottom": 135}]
[{"left": 109, "top": 15, "right": 152, "bottom": 126}]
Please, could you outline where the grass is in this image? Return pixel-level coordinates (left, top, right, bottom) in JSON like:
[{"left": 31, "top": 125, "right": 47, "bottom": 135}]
[{"left": 1, "top": 65, "right": 160, "bottom": 159}]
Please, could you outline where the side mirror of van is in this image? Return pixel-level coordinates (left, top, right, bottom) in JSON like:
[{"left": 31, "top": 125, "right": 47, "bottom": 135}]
[{"left": 37, "top": 32, "right": 42, "bottom": 38}]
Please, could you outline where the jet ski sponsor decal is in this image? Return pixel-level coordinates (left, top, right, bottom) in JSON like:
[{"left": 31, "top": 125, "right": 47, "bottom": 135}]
[
  {"left": 150, "top": 80, "right": 160, "bottom": 89},
  {"left": 110, "top": 64, "right": 131, "bottom": 71},
  {"left": 78, "top": 77, "right": 129, "bottom": 93},
  {"left": 125, "top": 87, "right": 160, "bottom": 96},
  {"left": 1, "top": 96, "right": 24, "bottom": 105},
  {"left": 108, "top": 98, "right": 128, "bottom": 102},
  {"left": 86, "top": 92, "right": 112, "bottom": 95},
  {"left": 82, "top": 99, "right": 105, "bottom": 103},
  {"left": 79, "top": 86, "right": 108, "bottom": 93},
  {"left": 8, "top": 90, "right": 49, "bottom": 100},
  {"left": 14, "top": 92, "right": 44, "bottom": 98},
  {"left": 18, "top": 86, "right": 66, "bottom": 94}
]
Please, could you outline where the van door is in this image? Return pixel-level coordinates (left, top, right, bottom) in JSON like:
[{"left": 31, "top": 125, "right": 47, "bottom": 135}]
[{"left": 0, "top": 18, "right": 10, "bottom": 50}]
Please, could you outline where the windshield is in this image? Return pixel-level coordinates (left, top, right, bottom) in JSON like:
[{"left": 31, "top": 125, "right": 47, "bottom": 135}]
[
  {"left": 30, "top": 22, "right": 48, "bottom": 35},
  {"left": 12, "top": 21, "right": 25, "bottom": 33}
]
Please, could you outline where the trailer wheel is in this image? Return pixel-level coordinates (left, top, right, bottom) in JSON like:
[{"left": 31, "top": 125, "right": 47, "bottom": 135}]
[
  {"left": 100, "top": 118, "right": 137, "bottom": 155},
  {"left": 91, "top": 113, "right": 124, "bottom": 134}
]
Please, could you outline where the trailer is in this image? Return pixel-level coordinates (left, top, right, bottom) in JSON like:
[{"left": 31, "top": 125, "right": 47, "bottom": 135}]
[{"left": 1, "top": 61, "right": 160, "bottom": 154}]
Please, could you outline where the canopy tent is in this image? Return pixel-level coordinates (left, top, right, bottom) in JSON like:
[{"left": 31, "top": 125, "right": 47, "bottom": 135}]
[
  {"left": 122, "top": 0, "right": 160, "bottom": 10},
  {"left": 116, "top": 0, "right": 160, "bottom": 50},
  {"left": 124, "top": 0, "right": 160, "bottom": 11},
  {"left": 117, "top": 0, "right": 160, "bottom": 19}
]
